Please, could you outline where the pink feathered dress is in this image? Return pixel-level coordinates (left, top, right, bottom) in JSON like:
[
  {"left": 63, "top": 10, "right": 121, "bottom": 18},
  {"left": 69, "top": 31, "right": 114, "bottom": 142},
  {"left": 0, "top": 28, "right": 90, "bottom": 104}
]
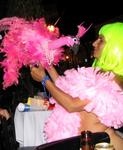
[{"left": 43, "top": 67, "right": 123, "bottom": 142}]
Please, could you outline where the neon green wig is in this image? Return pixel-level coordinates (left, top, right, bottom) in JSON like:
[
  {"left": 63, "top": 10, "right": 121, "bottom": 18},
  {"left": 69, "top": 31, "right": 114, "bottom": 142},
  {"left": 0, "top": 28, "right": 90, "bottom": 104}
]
[{"left": 92, "top": 22, "right": 123, "bottom": 76}]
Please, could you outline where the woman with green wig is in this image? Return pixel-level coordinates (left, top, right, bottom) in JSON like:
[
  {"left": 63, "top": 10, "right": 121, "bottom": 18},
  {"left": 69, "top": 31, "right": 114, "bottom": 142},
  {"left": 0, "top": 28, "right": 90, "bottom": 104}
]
[
  {"left": 93, "top": 22, "right": 123, "bottom": 77},
  {"left": 30, "top": 22, "right": 123, "bottom": 150}
]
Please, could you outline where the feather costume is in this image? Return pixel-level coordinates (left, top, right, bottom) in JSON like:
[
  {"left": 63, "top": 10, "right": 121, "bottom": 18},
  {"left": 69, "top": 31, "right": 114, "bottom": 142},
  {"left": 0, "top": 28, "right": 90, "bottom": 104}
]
[{"left": 44, "top": 67, "right": 123, "bottom": 142}]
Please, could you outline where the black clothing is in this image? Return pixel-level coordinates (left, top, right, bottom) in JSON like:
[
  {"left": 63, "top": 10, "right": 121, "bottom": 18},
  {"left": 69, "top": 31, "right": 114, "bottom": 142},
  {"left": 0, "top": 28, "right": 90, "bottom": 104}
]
[{"left": 0, "top": 117, "right": 19, "bottom": 150}]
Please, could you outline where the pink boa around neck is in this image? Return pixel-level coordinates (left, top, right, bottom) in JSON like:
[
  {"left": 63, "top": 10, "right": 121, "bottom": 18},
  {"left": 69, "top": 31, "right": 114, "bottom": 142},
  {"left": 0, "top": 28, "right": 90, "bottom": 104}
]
[
  {"left": 44, "top": 67, "right": 123, "bottom": 142},
  {"left": 0, "top": 17, "right": 89, "bottom": 88}
]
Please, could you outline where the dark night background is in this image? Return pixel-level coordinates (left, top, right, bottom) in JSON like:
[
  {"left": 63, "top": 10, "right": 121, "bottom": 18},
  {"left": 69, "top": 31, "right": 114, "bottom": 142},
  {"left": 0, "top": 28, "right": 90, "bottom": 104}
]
[
  {"left": 0, "top": 0, "right": 123, "bottom": 113},
  {"left": 0, "top": 0, "right": 123, "bottom": 34}
]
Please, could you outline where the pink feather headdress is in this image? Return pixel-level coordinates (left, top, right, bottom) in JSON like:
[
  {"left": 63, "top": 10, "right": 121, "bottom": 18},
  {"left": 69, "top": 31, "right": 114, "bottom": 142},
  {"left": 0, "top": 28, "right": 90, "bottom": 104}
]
[{"left": 0, "top": 17, "right": 90, "bottom": 88}]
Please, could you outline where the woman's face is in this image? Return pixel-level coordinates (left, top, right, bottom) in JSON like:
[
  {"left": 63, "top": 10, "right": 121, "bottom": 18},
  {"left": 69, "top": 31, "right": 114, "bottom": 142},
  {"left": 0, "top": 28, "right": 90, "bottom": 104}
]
[{"left": 92, "top": 35, "right": 106, "bottom": 58}]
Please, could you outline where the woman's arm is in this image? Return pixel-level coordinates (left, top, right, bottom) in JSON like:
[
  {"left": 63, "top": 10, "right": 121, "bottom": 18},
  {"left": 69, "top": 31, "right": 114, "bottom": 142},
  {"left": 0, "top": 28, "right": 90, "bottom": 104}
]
[
  {"left": 43, "top": 79, "right": 89, "bottom": 112},
  {"left": 105, "top": 128, "right": 123, "bottom": 150},
  {"left": 46, "top": 65, "right": 59, "bottom": 82},
  {"left": 30, "top": 65, "right": 90, "bottom": 112}
]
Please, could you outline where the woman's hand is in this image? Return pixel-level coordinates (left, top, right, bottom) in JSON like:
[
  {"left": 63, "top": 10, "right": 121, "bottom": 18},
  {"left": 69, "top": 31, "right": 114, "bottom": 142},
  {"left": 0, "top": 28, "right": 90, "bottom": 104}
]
[
  {"left": 0, "top": 108, "right": 10, "bottom": 120},
  {"left": 47, "top": 65, "right": 59, "bottom": 82},
  {"left": 30, "top": 64, "right": 46, "bottom": 82},
  {"left": 79, "top": 111, "right": 108, "bottom": 133}
]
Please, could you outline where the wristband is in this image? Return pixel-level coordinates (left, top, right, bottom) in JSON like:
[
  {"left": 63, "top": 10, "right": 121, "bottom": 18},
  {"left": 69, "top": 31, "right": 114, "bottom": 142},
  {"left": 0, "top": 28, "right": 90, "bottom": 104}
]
[
  {"left": 41, "top": 75, "right": 50, "bottom": 98},
  {"left": 41, "top": 75, "right": 50, "bottom": 86}
]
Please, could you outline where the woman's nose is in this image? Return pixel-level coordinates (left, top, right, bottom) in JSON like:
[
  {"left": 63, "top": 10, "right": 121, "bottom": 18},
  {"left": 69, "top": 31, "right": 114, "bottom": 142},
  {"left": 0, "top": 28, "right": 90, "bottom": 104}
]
[
  {"left": 92, "top": 39, "right": 99, "bottom": 47},
  {"left": 92, "top": 40, "right": 96, "bottom": 47}
]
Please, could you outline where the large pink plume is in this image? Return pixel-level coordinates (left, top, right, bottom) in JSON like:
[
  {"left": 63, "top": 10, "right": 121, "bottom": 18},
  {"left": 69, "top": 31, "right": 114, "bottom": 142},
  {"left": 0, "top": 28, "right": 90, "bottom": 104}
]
[{"left": 0, "top": 17, "right": 89, "bottom": 88}]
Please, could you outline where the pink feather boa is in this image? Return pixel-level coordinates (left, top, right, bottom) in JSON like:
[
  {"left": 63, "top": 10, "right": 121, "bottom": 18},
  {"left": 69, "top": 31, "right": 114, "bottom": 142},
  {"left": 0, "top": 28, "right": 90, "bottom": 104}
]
[
  {"left": 0, "top": 17, "right": 89, "bottom": 88},
  {"left": 44, "top": 67, "right": 123, "bottom": 142}
]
